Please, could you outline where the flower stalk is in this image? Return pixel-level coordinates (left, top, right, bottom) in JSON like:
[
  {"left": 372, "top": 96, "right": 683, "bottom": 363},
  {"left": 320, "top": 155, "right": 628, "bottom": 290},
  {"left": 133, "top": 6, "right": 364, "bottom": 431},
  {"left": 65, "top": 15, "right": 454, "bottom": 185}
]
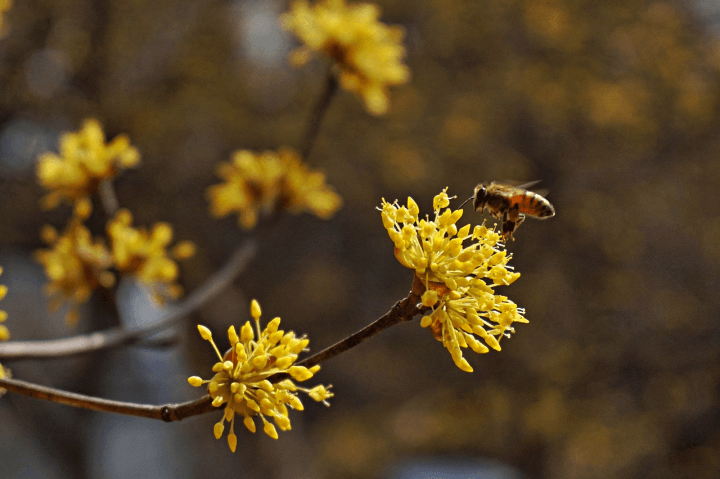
[{"left": 299, "top": 71, "right": 339, "bottom": 159}]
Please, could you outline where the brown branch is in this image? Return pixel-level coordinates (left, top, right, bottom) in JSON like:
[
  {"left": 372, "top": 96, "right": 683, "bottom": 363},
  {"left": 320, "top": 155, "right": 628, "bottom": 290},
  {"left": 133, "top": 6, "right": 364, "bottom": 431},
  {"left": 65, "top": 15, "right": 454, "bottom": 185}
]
[
  {"left": 270, "top": 277, "right": 427, "bottom": 382},
  {"left": 0, "top": 239, "right": 258, "bottom": 360},
  {"left": 0, "top": 377, "right": 215, "bottom": 421},
  {"left": 298, "top": 70, "right": 338, "bottom": 159},
  {"left": 0, "top": 280, "right": 427, "bottom": 421},
  {"left": 98, "top": 179, "right": 120, "bottom": 217},
  {"left": 298, "top": 291, "right": 423, "bottom": 369}
]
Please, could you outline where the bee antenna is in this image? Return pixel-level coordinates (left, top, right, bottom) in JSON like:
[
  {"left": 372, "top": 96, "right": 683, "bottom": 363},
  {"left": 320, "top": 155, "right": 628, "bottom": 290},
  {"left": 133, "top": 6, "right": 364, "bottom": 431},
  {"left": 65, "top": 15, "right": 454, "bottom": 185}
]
[{"left": 457, "top": 195, "right": 473, "bottom": 209}]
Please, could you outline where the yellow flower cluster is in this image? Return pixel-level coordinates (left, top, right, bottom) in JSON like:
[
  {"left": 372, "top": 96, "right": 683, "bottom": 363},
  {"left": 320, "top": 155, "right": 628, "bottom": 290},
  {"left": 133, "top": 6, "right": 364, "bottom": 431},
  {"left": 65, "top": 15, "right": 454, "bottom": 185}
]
[
  {"left": 281, "top": 0, "right": 410, "bottom": 115},
  {"left": 380, "top": 188, "right": 528, "bottom": 372},
  {"left": 106, "top": 209, "right": 195, "bottom": 304},
  {"left": 35, "top": 220, "right": 115, "bottom": 325},
  {"left": 188, "top": 300, "right": 333, "bottom": 451},
  {"left": 36, "top": 119, "right": 140, "bottom": 211},
  {"left": 0, "top": 266, "right": 8, "bottom": 341},
  {"left": 33, "top": 119, "right": 194, "bottom": 322},
  {"left": 36, "top": 211, "right": 194, "bottom": 324},
  {"left": 207, "top": 148, "right": 342, "bottom": 229}
]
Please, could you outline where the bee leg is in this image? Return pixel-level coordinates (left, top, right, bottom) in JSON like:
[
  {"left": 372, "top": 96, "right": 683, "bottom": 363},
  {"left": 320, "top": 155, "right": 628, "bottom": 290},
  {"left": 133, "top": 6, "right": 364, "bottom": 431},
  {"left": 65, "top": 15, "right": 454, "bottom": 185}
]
[
  {"left": 503, "top": 205, "right": 524, "bottom": 242},
  {"left": 510, "top": 214, "right": 525, "bottom": 241},
  {"left": 502, "top": 223, "right": 514, "bottom": 242},
  {"left": 500, "top": 211, "right": 514, "bottom": 242}
]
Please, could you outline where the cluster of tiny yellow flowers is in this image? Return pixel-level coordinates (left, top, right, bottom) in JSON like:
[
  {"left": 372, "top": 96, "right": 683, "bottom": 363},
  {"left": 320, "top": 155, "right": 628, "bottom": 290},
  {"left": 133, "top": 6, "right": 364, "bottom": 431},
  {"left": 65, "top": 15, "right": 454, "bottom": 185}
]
[
  {"left": 36, "top": 119, "right": 140, "bottom": 211},
  {"left": 281, "top": 0, "right": 410, "bottom": 115},
  {"left": 106, "top": 209, "right": 195, "bottom": 303},
  {"left": 0, "top": 266, "right": 8, "bottom": 341},
  {"left": 207, "top": 148, "right": 342, "bottom": 229},
  {"left": 188, "top": 300, "right": 333, "bottom": 451},
  {"left": 35, "top": 211, "right": 194, "bottom": 324},
  {"left": 35, "top": 220, "right": 115, "bottom": 325},
  {"left": 380, "top": 188, "right": 528, "bottom": 372},
  {"left": 33, "top": 119, "right": 194, "bottom": 324}
]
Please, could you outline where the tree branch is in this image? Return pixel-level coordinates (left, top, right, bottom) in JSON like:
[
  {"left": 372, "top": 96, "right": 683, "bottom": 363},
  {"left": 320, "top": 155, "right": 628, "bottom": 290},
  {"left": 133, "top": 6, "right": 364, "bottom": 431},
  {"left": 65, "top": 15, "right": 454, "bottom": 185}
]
[
  {"left": 0, "top": 377, "right": 214, "bottom": 421},
  {"left": 98, "top": 178, "right": 120, "bottom": 217},
  {"left": 270, "top": 276, "right": 427, "bottom": 382},
  {"left": 298, "top": 70, "right": 338, "bottom": 159},
  {"left": 0, "top": 278, "right": 426, "bottom": 421},
  {"left": 297, "top": 290, "right": 424, "bottom": 369}
]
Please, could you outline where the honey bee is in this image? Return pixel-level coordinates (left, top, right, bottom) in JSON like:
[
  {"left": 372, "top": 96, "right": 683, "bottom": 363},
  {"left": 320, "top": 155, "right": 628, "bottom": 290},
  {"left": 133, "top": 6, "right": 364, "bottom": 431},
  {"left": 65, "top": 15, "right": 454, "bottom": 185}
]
[{"left": 470, "top": 181, "right": 555, "bottom": 241}]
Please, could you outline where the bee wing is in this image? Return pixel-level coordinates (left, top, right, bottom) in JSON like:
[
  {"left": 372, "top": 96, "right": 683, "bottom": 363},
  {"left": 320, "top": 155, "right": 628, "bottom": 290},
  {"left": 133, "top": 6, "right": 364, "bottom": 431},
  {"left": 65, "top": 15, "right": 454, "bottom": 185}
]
[
  {"left": 499, "top": 180, "right": 549, "bottom": 197},
  {"left": 514, "top": 180, "right": 542, "bottom": 190},
  {"left": 494, "top": 179, "right": 541, "bottom": 188},
  {"left": 489, "top": 181, "right": 522, "bottom": 193}
]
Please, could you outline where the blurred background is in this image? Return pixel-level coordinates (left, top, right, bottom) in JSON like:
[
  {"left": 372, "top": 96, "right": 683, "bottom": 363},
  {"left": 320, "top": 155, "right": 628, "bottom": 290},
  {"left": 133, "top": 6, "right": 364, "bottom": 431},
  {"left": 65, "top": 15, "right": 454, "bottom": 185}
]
[{"left": 2, "top": 0, "right": 720, "bottom": 477}]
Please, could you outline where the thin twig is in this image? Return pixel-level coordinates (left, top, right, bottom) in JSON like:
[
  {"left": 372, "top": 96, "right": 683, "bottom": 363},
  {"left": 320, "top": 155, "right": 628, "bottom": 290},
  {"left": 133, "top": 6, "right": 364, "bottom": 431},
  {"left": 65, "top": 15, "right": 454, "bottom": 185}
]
[
  {"left": 271, "top": 278, "right": 426, "bottom": 381},
  {"left": 299, "top": 71, "right": 339, "bottom": 159},
  {"left": 0, "top": 283, "right": 426, "bottom": 421},
  {"left": 297, "top": 291, "right": 423, "bottom": 369},
  {"left": 0, "top": 240, "right": 258, "bottom": 360},
  {"left": 98, "top": 179, "right": 120, "bottom": 217},
  {"left": 0, "top": 377, "right": 214, "bottom": 421}
]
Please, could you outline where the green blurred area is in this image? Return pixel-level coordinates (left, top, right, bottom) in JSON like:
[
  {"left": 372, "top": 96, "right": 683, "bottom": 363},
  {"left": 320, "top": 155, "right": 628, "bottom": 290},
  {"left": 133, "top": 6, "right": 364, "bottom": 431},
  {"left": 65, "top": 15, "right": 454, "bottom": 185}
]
[{"left": 2, "top": 0, "right": 720, "bottom": 477}]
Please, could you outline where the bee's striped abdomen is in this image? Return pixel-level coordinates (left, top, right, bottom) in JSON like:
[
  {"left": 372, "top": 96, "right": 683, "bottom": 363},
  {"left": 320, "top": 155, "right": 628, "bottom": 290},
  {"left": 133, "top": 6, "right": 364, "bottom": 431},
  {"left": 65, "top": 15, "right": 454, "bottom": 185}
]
[{"left": 510, "top": 192, "right": 555, "bottom": 218}]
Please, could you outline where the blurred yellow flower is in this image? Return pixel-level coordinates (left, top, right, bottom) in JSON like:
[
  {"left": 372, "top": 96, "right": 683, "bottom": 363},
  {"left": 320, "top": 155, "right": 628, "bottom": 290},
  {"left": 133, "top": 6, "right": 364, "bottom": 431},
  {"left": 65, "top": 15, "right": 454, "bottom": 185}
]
[
  {"left": 380, "top": 188, "right": 528, "bottom": 372},
  {"left": 0, "top": 0, "right": 12, "bottom": 37},
  {"left": 0, "top": 362, "right": 9, "bottom": 397},
  {"left": 281, "top": 0, "right": 410, "bottom": 115},
  {"left": 36, "top": 119, "right": 140, "bottom": 210},
  {"left": 35, "top": 221, "right": 116, "bottom": 325},
  {"left": 281, "top": 148, "right": 343, "bottom": 218},
  {"left": 106, "top": 209, "right": 195, "bottom": 304},
  {"left": 207, "top": 148, "right": 342, "bottom": 229},
  {"left": 0, "top": 266, "right": 8, "bottom": 341},
  {"left": 188, "top": 299, "right": 333, "bottom": 451}
]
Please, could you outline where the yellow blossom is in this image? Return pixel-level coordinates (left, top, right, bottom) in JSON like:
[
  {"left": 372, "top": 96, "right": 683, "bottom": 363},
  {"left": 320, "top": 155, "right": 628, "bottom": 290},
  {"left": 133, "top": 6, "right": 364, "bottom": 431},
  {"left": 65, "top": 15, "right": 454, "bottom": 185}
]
[
  {"left": 36, "top": 119, "right": 140, "bottom": 211},
  {"left": 0, "top": 266, "right": 8, "bottom": 341},
  {"left": 281, "top": 0, "right": 410, "bottom": 115},
  {"left": 207, "top": 148, "right": 342, "bottom": 229},
  {"left": 308, "top": 384, "right": 334, "bottom": 405},
  {"left": 35, "top": 221, "right": 115, "bottom": 325},
  {"left": 106, "top": 209, "right": 194, "bottom": 304},
  {"left": 280, "top": 149, "right": 343, "bottom": 218},
  {"left": 0, "top": 362, "right": 9, "bottom": 397},
  {"left": 380, "top": 188, "right": 527, "bottom": 372},
  {"left": 188, "top": 299, "right": 332, "bottom": 450}
]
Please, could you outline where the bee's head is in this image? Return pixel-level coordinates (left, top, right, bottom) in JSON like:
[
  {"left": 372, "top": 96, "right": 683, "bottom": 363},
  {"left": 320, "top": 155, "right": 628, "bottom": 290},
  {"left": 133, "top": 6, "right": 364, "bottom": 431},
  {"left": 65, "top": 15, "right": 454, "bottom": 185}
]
[{"left": 473, "top": 183, "right": 488, "bottom": 211}]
